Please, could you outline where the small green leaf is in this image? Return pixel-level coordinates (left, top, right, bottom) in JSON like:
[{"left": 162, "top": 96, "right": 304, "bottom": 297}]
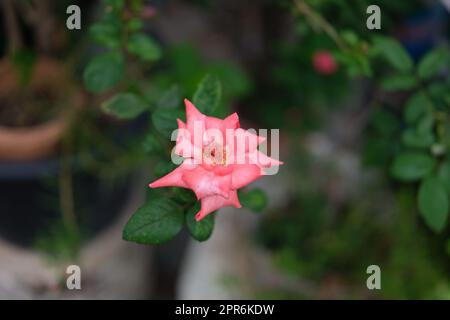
[
  {"left": 371, "top": 109, "right": 400, "bottom": 136},
  {"left": 402, "top": 129, "right": 434, "bottom": 148},
  {"left": 239, "top": 188, "right": 268, "bottom": 212},
  {"left": 157, "top": 85, "right": 181, "bottom": 109},
  {"left": 208, "top": 63, "right": 252, "bottom": 98},
  {"left": 83, "top": 51, "right": 124, "bottom": 93},
  {"left": 152, "top": 108, "right": 184, "bottom": 137},
  {"left": 102, "top": 93, "right": 148, "bottom": 119},
  {"left": 418, "top": 178, "right": 449, "bottom": 233},
  {"left": 381, "top": 74, "right": 417, "bottom": 91},
  {"left": 362, "top": 138, "right": 393, "bottom": 167},
  {"left": 427, "top": 82, "right": 450, "bottom": 102},
  {"left": 418, "top": 48, "right": 449, "bottom": 79},
  {"left": 391, "top": 152, "right": 435, "bottom": 181},
  {"left": 185, "top": 204, "right": 215, "bottom": 242},
  {"left": 192, "top": 74, "right": 222, "bottom": 114},
  {"left": 437, "top": 161, "right": 450, "bottom": 193},
  {"left": 127, "top": 18, "right": 144, "bottom": 32},
  {"left": 373, "top": 36, "right": 413, "bottom": 72},
  {"left": 173, "top": 188, "right": 196, "bottom": 205},
  {"left": 123, "top": 198, "right": 183, "bottom": 244},
  {"left": 154, "top": 162, "right": 176, "bottom": 178},
  {"left": 104, "top": 0, "right": 125, "bottom": 9},
  {"left": 127, "top": 33, "right": 162, "bottom": 62},
  {"left": 404, "top": 93, "right": 429, "bottom": 124},
  {"left": 417, "top": 114, "right": 435, "bottom": 135},
  {"left": 142, "top": 133, "right": 161, "bottom": 154},
  {"left": 340, "top": 30, "right": 359, "bottom": 46},
  {"left": 89, "top": 23, "right": 120, "bottom": 48}
]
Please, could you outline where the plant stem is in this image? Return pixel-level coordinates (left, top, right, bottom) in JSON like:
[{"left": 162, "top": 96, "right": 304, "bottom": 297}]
[
  {"left": 15, "top": 0, "right": 56, "bottom": 54},
  {"left": 59, "top": 129, "right": 78, "bottom": 235},
  {"left": 418, "top": 83, "right": 448, "bottom": 147},
  {"left": 2, "top": 0, "right": 23, "bottom": 55},
  {"left": 293, "top": 0, "right": 348, "bottom": 52}
]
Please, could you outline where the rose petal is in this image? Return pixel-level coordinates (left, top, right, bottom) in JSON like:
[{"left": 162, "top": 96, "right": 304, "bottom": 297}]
[
  {"left": 195, "top": 191, "right": 241, "bottom": 221},
  {"left": 247, "top": 150, "right": 283, "bottom": 167},
  {"left": 182, "top": 166, "right": 231, "bottom": 199},
  {"left": 234, "top": 128, "right": 265, "bottom": 154},
  {"left": 231, "top": 164, "right": 263, "bottom": 189},
  {"left": 149, "top": 159, "right": 197, "bottom": 189}
]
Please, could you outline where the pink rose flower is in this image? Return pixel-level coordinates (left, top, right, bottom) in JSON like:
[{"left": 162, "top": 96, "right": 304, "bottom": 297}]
[
  {"left": 312, "top": 50, "right": 338, "bottom": 75},
  {"left": 149, "top": 99, "right": 283, "bottom": 221}
]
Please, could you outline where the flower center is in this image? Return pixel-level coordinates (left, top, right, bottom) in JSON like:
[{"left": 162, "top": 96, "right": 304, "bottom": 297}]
[{"left": 203, "top": 142, "right": 227, "bottom": 166}]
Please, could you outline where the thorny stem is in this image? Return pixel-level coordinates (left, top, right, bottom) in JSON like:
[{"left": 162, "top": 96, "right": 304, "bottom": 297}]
[{"left": 293, "top": 0, "right": 349, "bottom": 52}]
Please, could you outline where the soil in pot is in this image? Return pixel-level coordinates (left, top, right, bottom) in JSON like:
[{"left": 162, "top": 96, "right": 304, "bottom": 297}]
[{"left": 0, "top": 57, "right": 79, "bottom": 160}]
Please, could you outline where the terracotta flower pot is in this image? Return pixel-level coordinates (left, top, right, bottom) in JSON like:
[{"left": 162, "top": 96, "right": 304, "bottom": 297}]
[
  {"left": 0, "top": 58, "right": 79, "bottom": 161},
  {"left": 0, "top": 119, "right": 67, "bottom": 161}
]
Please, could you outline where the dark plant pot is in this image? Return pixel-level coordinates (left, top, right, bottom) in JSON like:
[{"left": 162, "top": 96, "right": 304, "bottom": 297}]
[{"left": 0, "top": 157, "right": 133, "bottom": 248}]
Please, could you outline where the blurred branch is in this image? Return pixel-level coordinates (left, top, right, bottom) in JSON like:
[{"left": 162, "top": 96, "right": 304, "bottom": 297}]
[
  {"left": 1, "top": 0, "right": 24, "bottom": 55},
  {"left": 16, "top": 0, "right": 56, "bottom": 54},
  {"left": 59, "top": 126, "right": 78, "bottom": 235},
  {"left": 293, "top": 0, "right": 348, "bottom": 52}
]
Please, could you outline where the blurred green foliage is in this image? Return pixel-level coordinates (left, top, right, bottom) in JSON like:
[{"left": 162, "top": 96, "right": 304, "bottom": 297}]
[
  {"left": 252, "top": 0, "right": 450, "bottom": 299},
  {"left": 82, "top": 0, "right": 262, "bottom": 245}
]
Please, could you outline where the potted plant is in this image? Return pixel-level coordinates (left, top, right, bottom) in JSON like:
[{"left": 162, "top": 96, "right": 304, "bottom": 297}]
[{"left": 0, "top": 0, "right": 153, "bottom": 298}]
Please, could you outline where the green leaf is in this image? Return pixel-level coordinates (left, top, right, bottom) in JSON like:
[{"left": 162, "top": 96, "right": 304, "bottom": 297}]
[
  {"left": 173, "top": 188, "right": 196, "bottom": 205},
  {"left": 418, "top": 178, "right": 449, "bottom": 233},
  {"left": 390, "top": 152, "right": 435, "bottom": 181},
  {"left": 127, "top": 33, "right": 162, "bottom": 62},
  {"left": 371, "top": 109, "right": 400, "bottom": 136},
  {"left": 427, "top": 82, "right": 450, "bottom": 103},
  {"left": 373, "top": 36, "right": 413, "bottom": 72},
  {"left": 83, "top": 51, "right": 124, "bottom": 93},
  {"left": 404, "top": 93, "right": 428, "bottom": 124},
  {"left": 152, "top": 108, "right": 184, "bottom": 137},
  {"left": 381, "top": 74, "right": 417, "bottom": 91},
  {"left": 192, "top": 74, "right": 222, "bottom": 114},
  {"left": 362, "top": 138, "right": 393, "bottom": 167},
  {"left": 157, "top": 85, "right": 181, "bottom": 109},
  {"left": 102, "top": 93, "right": 148, "bottom": 119},
  {"left": 417, "top": 114, "right": 435, "bottom": 135},
  {"left": 123, "top": 198, "right": 183, "bottom": 244},
  {"left": 127, "top": 18, "right": 144, "bottom": 32},
  {"left": 185, "top": 204, "right": 215, "bottom": 241},
  {"left": 142, "top": 133, "right": 161, "bottom": 154},
  {"left": 89, "top": 23, "right": 120, "bottom": 48},
  {"left": 402, "top": 129, "right": 434, "bottom": 148},
  {"left": 154, "top": 162, "right": 177, "bottom": 178},
  {"left": 239, "top": 188, "right": 268, "bottom": 212},
  {"left": 418, "top": 48, "right": 449, "bottom": 79},
  {"left": 104, "top": 0, "right": 125, "bottom": 9},
  {"left": 437, "top": 161, "right": 450, "bottom": 193},
  {"left": 340, "top": 30, "right": 359, "bottom": 46},
  {"left": 208, "top": 63, "right": 252, "bottom": 98}
]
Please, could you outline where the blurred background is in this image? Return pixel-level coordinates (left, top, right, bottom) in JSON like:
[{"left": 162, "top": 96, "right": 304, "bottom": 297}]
[{"left": 0, "top": 0, "right": 449, "bottom": 299}]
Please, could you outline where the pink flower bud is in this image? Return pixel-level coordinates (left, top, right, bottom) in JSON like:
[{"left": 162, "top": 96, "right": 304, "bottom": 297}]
[{"left": 312, "top": 50, "right": 338, "bottom": 75}]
